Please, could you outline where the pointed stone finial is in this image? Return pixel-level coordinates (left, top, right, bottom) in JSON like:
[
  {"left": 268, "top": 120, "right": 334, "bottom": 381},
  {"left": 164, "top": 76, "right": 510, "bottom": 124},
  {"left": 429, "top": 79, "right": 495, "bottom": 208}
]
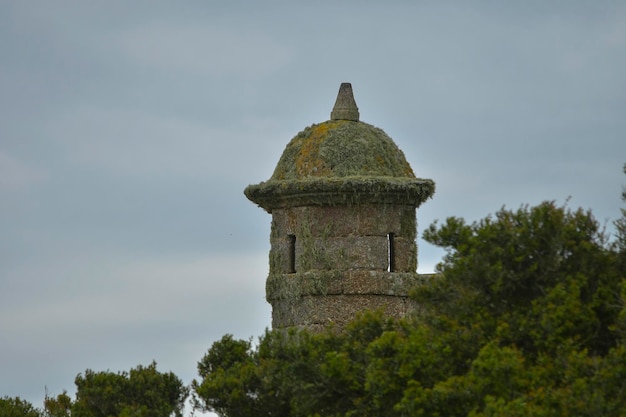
[{"left": 331, "top": 82, "right": 360, "bottom": 121}]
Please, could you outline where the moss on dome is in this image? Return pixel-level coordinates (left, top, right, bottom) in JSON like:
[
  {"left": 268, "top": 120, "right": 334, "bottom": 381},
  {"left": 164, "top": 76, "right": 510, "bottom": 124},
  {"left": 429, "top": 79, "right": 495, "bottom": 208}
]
[
  {"left": 244, "top": 118, "right": 435, "bottom": 212},
  {"left": 271, "top": 120, "right": 415, "bottom": 180}
]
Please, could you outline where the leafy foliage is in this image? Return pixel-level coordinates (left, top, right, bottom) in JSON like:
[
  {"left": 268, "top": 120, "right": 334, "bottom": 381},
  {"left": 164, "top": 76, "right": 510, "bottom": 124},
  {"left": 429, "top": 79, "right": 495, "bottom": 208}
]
[
  {"left": 193, "top": 199, "right": 626, "bottom": 417},
  {"left": 615, "top": 164, "right": 626, "bottom": 255},
  {"left": 421, "top": 201, "right": 620, "bottom": 356},
  {"left": 47, "top": 361, "right": 188, "bottom": 417},
  {"left": 72, "top": 361, "right": 188, "bottom": 417},
  {"left": 0, "top": 396, "right": 42, "bottom": 417},
  {"left": 44, "top": 391, "right": 72, "bottom": 417}
]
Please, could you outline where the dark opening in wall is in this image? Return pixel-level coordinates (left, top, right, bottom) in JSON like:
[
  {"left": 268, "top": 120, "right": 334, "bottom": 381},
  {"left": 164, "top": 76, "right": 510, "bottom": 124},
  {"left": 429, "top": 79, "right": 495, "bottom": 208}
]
[
  {"left": 387, "top": 232, "right": 395, "bottom": 272},
  {"left": 288, "top": 234, "right": 296, "bottom": 273}
]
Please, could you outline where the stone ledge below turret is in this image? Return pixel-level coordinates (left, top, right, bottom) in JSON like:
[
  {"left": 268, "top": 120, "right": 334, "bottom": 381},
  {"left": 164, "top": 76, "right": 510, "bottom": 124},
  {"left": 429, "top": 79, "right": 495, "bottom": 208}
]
[
  {"left": 245, "top": 177, "right": 435, "bottom": 212},
  {"left": 266, "top": 270, "right": 427, "bottom": 301}
]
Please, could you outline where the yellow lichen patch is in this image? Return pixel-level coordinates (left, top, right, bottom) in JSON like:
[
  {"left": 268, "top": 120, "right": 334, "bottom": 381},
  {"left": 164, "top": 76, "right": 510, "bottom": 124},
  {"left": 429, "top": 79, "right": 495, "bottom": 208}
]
[
  {"left": 294, "top": 121, "right": 344, "bottom": 178},
  {"left": 245, "top": 118, "right": 436, "bottom": 213},
  {"left": 269, "top": 119, "right": 421, "bottom": 182}
]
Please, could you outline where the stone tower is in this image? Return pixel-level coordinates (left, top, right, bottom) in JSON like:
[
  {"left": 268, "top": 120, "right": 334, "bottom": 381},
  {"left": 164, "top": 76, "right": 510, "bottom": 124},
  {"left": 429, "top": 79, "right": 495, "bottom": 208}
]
[{"left": 245, "top": 83, "right": 435, "bottom": 331}]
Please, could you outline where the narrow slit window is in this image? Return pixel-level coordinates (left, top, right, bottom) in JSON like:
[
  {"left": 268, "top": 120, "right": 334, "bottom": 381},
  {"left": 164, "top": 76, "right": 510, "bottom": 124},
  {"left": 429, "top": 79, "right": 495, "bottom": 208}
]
[
  {"left": 387, "top": 233, "right": 395, "bottom": 272},
  {"left": 288, "top": 234, "right": 296, "bottom": 273}
]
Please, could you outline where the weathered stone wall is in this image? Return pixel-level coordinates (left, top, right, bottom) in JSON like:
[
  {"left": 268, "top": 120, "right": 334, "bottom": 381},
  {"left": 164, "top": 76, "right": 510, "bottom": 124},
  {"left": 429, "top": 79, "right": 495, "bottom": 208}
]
[
  {"left": 266, "top": 204, "right": 422, "bottom": 330},
  {"left": 272, "top": 294, "right": 415, "bottom": 331},
  {"left": 269, "top": 204, "right": 418, "bottom": 272}
]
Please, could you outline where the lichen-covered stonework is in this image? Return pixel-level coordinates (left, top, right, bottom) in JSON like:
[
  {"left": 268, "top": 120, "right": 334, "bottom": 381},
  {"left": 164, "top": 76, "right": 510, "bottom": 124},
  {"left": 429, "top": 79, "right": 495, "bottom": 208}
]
[
  {"left": 265, "top": 204, "right": 422, "bottom": 329},
  {"left": 244, "top": 83, "right": 435, "bottom": 331},
  {"left": 271, "top": 294, "right": 417, "bottom": 331}
]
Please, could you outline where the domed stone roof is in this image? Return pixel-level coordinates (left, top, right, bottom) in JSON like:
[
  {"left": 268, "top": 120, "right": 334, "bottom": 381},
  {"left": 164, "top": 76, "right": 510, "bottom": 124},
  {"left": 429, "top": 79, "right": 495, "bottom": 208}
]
[
  {"left": 269, "top": 119, "right": 415, "bottom": 181},
  {"left": 244, "top": 83, "right": 434, "bottom": 212}
]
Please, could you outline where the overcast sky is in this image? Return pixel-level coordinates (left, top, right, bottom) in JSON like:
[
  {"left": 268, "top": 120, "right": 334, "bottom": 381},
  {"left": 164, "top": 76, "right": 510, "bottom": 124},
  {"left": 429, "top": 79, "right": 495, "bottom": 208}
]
[{"left": 1, "top": 1, "right": 625, "bottom": 413}]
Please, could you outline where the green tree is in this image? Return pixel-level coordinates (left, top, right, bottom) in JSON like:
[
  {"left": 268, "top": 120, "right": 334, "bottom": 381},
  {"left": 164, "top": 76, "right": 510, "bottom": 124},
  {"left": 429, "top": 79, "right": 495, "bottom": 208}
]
[
  {"left": 192, "top": 313, "right": 396, "bottom": 417},
  {"left": 403, "top": 201, "right": 625, "bottom": 415},
  {"left": 193, "top": 200, "right": 626, "bottom": 417},
  {"left": 615, "top": 164, "right": 626, "bottom": 257},
  {"left": 0, "top": 396, "right": 42, "bottom": 417},
  {"left": 71, "top": 361, "right": 188, "bottom": 417},
  {"left": 43, "top": 391, "right": 71, "bottom": 417},
  {"left": 191, "top": 335, "right": 265, "bottom": 417},
  {"left": 421, "top": 201, "right": 621, "bottom": 355}
]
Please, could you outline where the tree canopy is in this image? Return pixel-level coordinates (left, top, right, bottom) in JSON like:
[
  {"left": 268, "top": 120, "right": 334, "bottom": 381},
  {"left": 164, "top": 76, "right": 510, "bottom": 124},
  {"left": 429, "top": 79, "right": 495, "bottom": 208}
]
[
  {"left": 38, "top": 362, "right": 188, "bottom": 417},
  {"left": 0, "top": 396, "right": 43, "bottom": 417},
  {"left": 192, "top": 200, "right": 626, "bottom": 417}
]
